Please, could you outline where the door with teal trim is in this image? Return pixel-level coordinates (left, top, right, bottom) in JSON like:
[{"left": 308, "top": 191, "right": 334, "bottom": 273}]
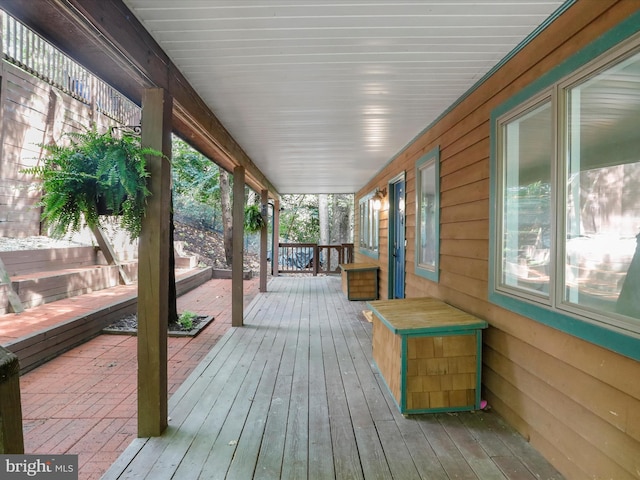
[{"left": 392, "top": 179, "right": 405, "bottom": 299}]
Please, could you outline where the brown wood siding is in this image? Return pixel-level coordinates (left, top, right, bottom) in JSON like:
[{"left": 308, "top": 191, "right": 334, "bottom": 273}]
[
  {"left": 0, "top": 61, "right": 127, "bottom": 237},
  {"left": 355, "top": 1, "right": 640, "bottom": 478}
]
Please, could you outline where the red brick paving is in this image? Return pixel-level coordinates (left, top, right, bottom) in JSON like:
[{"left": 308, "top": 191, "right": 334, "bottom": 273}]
[
  {"left": 10, "top": 275, "right": 260, "bottom": 480},
  {"left": 0, "top": 285, "right": 138, "bottom": 345}
]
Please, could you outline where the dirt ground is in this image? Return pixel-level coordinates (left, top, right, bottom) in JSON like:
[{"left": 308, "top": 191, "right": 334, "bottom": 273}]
[{"left": 174, "top": 221, "right": 260, "bottom": 273}]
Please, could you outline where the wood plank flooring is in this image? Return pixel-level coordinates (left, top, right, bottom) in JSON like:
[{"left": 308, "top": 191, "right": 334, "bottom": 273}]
[{"left": 102, "top": 275, "right": 563, "bottom": 480}]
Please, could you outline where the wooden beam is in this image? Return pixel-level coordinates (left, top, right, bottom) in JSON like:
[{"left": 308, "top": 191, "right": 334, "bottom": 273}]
[
  {"left": 171, "top": 97, "right": 279, "bottom": 198},
  {"left": 137, "top": 88, "right": 172, "bottom": 437},
  {"left": 232, "top": 166, "right": 245, "bottom": 327},
  {"left": 260, "top": 189, "right": 268, "bottom": 293},
  {"left": 91, "top": 226, "right": 132, "bottom": 285},
  {"left": 1, "top": 0, "right": 148, "bottom": 105},
  {"left": 272, "top": 199, "right": 280, "bottom": 277}
]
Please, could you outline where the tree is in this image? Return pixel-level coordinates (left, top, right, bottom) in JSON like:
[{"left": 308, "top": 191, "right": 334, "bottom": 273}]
[
  {"left": 246, "top": 189, "right": 257, "bottom": 207},
  {"left": 319, "top": 194, "right": 329, "bottom": 244},
  {"left": 168, "top": 193, "right": 178, "bottom": 324},
  {"left": 280, "top": 195, "right": 319, "bottom": 242},
  {"left": 278, "top": 194, "right": 353, "bottom": 244},
  {"left": 171, "top": 137, "right": 221, "bottom": 231},
  {"left": 318, "top": 194, "right": 354, "bottom": 244},
  {"left": 330, "top": 194, "right": 353, "bottom": 243},
  {"left": 172, "top": 136, "right": 354, "bottom": 262},
  {"left": 219, "top": 168, "right": 233, "bottom": 266}
]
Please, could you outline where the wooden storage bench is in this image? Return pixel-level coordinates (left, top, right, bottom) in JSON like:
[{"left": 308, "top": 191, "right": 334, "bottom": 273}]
[
  {"left": 368, "top": 297, "right": 487, "bottom": 414},
  {"left": 339, "top": 263, "right": 379, "bottom": 301}
]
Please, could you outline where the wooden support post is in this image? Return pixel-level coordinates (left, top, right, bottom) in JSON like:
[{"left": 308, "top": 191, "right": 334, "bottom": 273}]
[
  {"left": 0, "top": 257, "right": 23, "bottom": 314},
  {"left": 0, "top": 346, "right": 24, "bottom": 454},
  {"left": 272, "top": 198, "right": 280, "bottom": 277},
  {"left": 259, "top": 189, "right": 268, "bottom": 293},
  {"left": 91, "top": 226, "right": 132, "bottom": 285},
  {"left": 313, "top": 245, "right": 319, "bottom": 276},
  {"left": 137, "top": 88, "right": 172, "bottom": 437},
  {"left": 232, "top": 166, "right": 245, "bottom": 327}
]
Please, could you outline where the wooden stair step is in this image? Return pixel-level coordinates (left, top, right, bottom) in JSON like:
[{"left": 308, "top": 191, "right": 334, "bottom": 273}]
[{"left": 11, "top": 265, "right": 122, "bottom": 310}]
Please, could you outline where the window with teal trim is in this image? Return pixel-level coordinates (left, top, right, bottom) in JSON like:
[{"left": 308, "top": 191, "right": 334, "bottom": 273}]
[
  {"left": 359, "top": 191, "right": 379, "bottom": 257},
  {"left": 497, "top": 95, "right": 552, "bottom": 300},
  {"left": 415, "top": 147, "right": 439, "bottom": 281},
  {"left": 493, "top": 35, "right": 640, "bottom": 342}
]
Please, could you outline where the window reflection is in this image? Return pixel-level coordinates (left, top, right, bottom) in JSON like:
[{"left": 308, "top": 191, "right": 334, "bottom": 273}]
[
  {"left": 564, "top": 52, "right": 640, "bottom": 318},
  {"left": 500, "top": 101, "right": 552, "bottom": 297}
]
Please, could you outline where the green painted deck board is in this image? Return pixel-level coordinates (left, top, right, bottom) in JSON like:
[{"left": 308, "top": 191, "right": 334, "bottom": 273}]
[
  {"left": 368, "top": 297, "right": 487, "bottom": 334},
  {"left": 339, "top": 262, "right": 380, "bottom": 272}
]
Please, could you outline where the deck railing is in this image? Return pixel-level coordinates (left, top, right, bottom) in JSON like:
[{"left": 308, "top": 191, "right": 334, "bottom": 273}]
[
  {"left": 1, "top": 11, "right": 141, "bottom": 126},
  {"left": 277, "top": 243, "right": 354, "bottom": 275}
]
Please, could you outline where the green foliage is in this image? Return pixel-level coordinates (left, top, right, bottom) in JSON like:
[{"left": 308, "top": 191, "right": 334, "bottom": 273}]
[
  {"left": 277, "top": 194, "right": 353, "bottom": 243},
  {"left": 172, "top": 137, "right": 223, "bottom": 231},
  {"left": 172, "top": 138, "right": 221, "bottom": 204},
  {"left": 178, "top": 310, "right": 197, "bottom": 330},
  {"left": 279, "top": 194, "right": 320, "bottom": 242},
  {"left": 22, "top": 128, "right": 160, "bottom": 238},
  {"left": 173, "top": 195, "right": 221, "bottom": 231},
  {"left": 244, "top": 203, "right": 266, "bottom": 233},
  {"left": 171, "top": 137, "right": 353, "bottom": 246}
]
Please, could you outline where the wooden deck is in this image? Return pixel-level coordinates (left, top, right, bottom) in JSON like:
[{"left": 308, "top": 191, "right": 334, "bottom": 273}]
[{"left": 102, "top": 275, "right": 563, "bottom": 480}]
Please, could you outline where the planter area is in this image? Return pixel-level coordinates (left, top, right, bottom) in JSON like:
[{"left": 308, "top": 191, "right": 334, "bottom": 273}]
[
  {"left": 103, "top": 314, "right": 214, "bottom": 337},
  {"left": 3, "top": 266, "right": 213, "bottom": 373}
]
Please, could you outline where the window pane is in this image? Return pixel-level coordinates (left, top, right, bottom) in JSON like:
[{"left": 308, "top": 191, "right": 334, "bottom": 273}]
[
  {"left": 500, "top": 101, "right": 552, "bottom": 296},
  {"left": 359, "top": 202, "right": 367, "bottom": 248},
  {"left": 359, "top": 194, "right": 378, "bottom": 253},
  {"left": 564, "top": 51, "right": 640, "bottom": 321},
  {"left": 418, "top": 161, "right": 436, "bottom": 268},
  {"left": 369, "top": 202, "right": 379, "bottom": 250}
]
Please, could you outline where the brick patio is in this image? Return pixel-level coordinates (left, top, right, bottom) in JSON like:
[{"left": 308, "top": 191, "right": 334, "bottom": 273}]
[{"left": 8, "top": 276, "right": 259, "bottom": 480}]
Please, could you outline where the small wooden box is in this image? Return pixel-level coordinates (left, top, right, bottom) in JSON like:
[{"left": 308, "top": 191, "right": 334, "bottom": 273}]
[
  {"left": 368, "top": 298, "right": 487, "bottom": 414},
  {"left": 339, "top": 263, "right": 379, "bottom": 301}
]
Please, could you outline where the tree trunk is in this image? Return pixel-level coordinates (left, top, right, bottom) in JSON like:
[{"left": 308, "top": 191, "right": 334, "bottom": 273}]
[
  {"left": 284, "top": 194, "right": 304, "bottom": 241},
  {"left": 219, "top": 167, "right": 233, "bottom": 266},
  {"left": 347, "top": 194, "right": 354, "bottom": 242},
  {"left": 319, "top": 194, "right": 329, "bottom": 245},
  {"left": 168, "top": 193, "right": 178, "bottom": 325},
  {"left": 331, "top": 194, "right": 340, "bottom": 243},
  {"left": 247, "top": 189, "right": 257, "bottom": 207},
  {"left": 331, "top": 194, "right": 351, "bottom": 243}
]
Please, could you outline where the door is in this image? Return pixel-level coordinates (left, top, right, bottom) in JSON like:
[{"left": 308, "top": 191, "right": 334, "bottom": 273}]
[{"left": 391, "top": 179, "right": 405, "bottom": 299}]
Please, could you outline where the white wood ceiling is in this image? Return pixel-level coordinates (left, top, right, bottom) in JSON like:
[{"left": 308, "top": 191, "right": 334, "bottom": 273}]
[{"left": 123, "top": 0, "right": 567, "bottom": 194}]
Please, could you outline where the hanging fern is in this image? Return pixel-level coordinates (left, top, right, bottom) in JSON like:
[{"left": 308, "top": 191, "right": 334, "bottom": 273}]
[
  {"left": 244, "top": 203, "right": 266, "bottom": 233},
  {"left": 22, "top": 128, "right": 161, "bottom": 239}
]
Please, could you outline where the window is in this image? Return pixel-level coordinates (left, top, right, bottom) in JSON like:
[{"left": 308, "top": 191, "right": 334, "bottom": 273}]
[
  {"left": 359, "top": 191, "right": 379, "bottom": 257},
  {"left": 498, "top": 97, "right": 553, "bottom": 299},
  {"left": 561, "top": 51, "right": 640, "bottom": 327},
  {"left": 492, "top": 32, "right": 640, "bottom": 355},
  {"left": 415, "top": 147, "right": 440, "bottom": 281}
]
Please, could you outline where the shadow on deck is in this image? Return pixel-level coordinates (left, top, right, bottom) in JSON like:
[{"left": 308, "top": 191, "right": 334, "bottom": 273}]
[{"left": 103, "top": 275, "right": 562, "bottom": 480}]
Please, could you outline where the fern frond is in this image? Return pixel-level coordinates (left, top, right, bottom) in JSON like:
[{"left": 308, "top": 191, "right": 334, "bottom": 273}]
[{"left": 20, "top": 127, "right": 162, "bottom": 239}]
